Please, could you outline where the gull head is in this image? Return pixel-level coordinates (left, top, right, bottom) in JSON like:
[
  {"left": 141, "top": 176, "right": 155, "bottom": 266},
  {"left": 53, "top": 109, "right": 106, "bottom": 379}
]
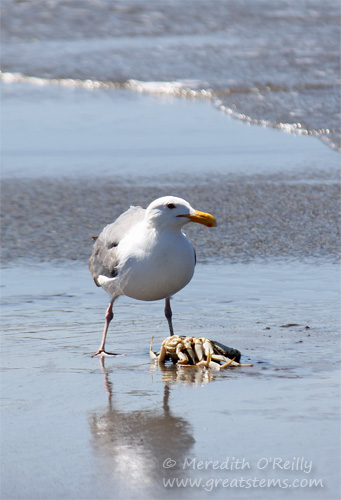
[{"left": 145, "top": 196, "right": 217, "bottom": 230}]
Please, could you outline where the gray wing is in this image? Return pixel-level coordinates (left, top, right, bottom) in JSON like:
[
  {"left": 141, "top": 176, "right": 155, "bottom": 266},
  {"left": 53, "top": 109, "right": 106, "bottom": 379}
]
[{"left": 89, "top": 205, "right": 145, "bottom": 286}]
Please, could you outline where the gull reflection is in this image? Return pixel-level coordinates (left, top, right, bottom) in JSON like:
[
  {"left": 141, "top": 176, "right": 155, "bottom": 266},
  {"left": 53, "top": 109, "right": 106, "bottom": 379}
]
[{"left": 89, "top": 358, "right": 196, "bottom": 495}]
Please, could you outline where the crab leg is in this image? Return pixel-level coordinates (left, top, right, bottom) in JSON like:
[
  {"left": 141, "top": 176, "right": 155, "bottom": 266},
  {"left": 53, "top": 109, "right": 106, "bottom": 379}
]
[
  {"left": 220, "top": 357, "right": 236, "bottom": 369},
  {"left": 194, "top": 338, "right": 204, "bottom": 361},
  {"left": 211, "top": 354, "right": 230, "bottom": 363},
  {"left": 207, "top": 360, "right": 223, "bottom": 371},
  {"left": 184, "top": 337, "right": 197, "bottom": 364},
  {"left": 220, "top": 358, "right": 254, "bottom": 368},
  {"left": 202, "top": 339, "right": 214, "bottom": 358},
  {"left": 158, "top": 339, "right": 167, "bottom": 362},
  {"left": 196, "top": 350, "right": 212, "bottom": 368},
  {"left": 149, "top": 337, "right": 157, "bottom": 360},
  {"left": 176, "top": 343, "right": 189, "bottom": 365}
]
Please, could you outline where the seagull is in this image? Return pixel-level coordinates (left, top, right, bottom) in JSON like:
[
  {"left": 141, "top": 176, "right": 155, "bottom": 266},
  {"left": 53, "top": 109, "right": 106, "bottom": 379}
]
[{"left": 89, "top": 196, "right": 217, "bottom": 357}]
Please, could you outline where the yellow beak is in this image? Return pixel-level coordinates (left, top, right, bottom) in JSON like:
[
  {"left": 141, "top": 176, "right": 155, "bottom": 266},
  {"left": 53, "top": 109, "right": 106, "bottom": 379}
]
[{"left": 178, "top": 210, "right": 217, "bottom": 228}]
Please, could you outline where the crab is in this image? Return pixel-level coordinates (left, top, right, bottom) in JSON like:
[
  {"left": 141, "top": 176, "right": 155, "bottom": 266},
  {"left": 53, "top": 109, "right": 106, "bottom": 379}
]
[{"left": 150, "top": 335, "right": 253, "bottom": 371}]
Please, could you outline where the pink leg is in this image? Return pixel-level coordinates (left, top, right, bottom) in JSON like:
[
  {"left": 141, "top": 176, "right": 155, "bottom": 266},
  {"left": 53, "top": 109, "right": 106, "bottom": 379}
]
[{"left": 92, "top": 301, "right": 120, "bottom": 357}]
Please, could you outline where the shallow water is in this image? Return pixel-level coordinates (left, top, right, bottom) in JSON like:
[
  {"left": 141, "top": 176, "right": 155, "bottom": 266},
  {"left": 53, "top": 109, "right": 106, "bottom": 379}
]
[
  {"left": 3, "top": 82, "right": 339, "bottom": 180},
  {"left": 1, "top": 0, "right": 340, "bottom": 150},
  {"left": 1, "top": 262, "right": 340, "bottom": 499}
]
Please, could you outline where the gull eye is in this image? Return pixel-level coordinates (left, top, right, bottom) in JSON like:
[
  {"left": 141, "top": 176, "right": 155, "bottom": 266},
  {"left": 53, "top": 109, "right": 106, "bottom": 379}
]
[{"left": 167, "top": 203, "right": 176, "bottom": 209}]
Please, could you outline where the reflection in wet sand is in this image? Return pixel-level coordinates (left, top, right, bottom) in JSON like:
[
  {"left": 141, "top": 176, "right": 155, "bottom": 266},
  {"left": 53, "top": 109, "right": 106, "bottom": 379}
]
[
  {"left": 89, "top": 359, "right": 200, "bottom": 496},
  {"left": 150, "top": 361, "right": 218, "bottom": 386}
]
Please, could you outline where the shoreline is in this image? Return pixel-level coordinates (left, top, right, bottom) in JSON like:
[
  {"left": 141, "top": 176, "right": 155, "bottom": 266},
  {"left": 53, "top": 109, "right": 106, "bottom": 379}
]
[
  {"left": 1, "top": 80, "right": 339, "bottom": 181},
  {"left": 2, "top": 71, "right": 339, "bottom": 153}
]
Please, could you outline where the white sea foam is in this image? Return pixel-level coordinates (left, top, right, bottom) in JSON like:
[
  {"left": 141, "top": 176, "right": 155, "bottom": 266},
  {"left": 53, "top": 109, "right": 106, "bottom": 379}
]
[
  {"left": 126, "top": 79, "right": 213, "bottom": 98},
  {"left": 0, "top": 71, "right": 120, "bottom": 90},
  {"left": 215, "top": 98, "right": 338, "bottom": 146},
  {"left": 0, "top": 72, "right": 212, "bottom": 98}
]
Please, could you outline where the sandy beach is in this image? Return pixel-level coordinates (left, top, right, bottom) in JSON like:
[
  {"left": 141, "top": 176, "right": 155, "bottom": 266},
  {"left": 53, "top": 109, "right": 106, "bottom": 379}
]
[{"left": 1, "top": 82, "right": 340, "bottom": 500}]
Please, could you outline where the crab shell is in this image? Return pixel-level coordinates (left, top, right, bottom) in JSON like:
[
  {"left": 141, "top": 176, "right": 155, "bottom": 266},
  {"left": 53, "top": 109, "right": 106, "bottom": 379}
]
[{"left": 150, "top": 336, "right": 252, "bottom": 370}]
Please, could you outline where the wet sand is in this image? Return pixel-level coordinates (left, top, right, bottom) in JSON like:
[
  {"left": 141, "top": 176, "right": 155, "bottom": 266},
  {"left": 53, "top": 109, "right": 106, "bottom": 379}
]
[
  {"left": 1, "top": 263, "right": 340, "bottom": 500},
  {"left": 1, "top": 82, "right": 340, "bottom": 500},
  {"left": 1, "top": 174, "right": 340, "bottom": 264}
]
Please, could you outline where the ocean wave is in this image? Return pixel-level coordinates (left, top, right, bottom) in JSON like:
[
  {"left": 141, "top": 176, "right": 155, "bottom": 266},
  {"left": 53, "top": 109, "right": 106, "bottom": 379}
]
[
  {"left": 126, "top": 79, "right": 213, "bottom": 98},
  {"left": 1, "top": 71, "right": 339, "bottom": 151},
  {"left": 215, "top": 99, "right": 339, "bottom": 145},
  {"left": 0, "top": 71, "right": 121, "bottom": 90},
  {"left": 0, "top": 72, "right": 213, "bottom": 98}
]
